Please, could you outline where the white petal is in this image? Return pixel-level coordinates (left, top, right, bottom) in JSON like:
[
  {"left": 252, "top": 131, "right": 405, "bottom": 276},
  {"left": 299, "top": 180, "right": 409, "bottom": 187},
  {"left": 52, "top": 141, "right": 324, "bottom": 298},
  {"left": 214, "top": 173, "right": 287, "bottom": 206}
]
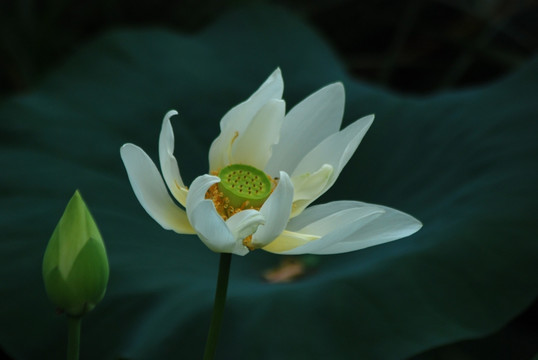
[
  {"left": 231, "top": 99, "right": 285, "bottom": 169},
  {"left": 290, "top": 115, "right": 374, "bottom": 210},
  {"left": 310, "top": 204, "right": 422, "bottom": 254},
  {"left": 220, "top": 68, "right": 283, "bottom": 131},
  {"left": 277, "top": 201, "right": 385, "bottom": 255},
  {"left": 226, "top": 209, "right": 266, "bottom": 253},
  {"left": 186, "top": 175, "right": 248, "bottom": 255},
  {"left": 209, "top": 69, "right": 284, "bottom": 171},
  {"left": 189, "top": 200, "right": 248, "bottom": 255},
  {"left": 265, "top": 83, "right": 345, "bottom": 176},
  {"left": 187, "top": 175, "right": 268, "bottom": 255},
  {"left": 290, "top": 164, "right": 333, "bottom": 218},
  {"left": 251, "top": 171, "right": 294, "bottom": 248},
  {"left": 286, "top": 200, "right": 363, "bottom": 230},
  {"left": 120, "top": 144, "right": 195, "bottom": 234},
  {"left": 185, "top": 174, "right": 220, "bottom": 219},
  {"left": 159, "top": 110, "right": 188, "bottom": 206}
]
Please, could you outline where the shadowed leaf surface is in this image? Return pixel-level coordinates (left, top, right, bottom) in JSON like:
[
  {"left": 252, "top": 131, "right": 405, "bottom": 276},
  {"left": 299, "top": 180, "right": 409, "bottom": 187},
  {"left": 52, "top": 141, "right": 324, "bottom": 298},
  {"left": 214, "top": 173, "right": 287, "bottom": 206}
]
[{"left": 0, "top": 5, "right": 537, "bottom": 360}]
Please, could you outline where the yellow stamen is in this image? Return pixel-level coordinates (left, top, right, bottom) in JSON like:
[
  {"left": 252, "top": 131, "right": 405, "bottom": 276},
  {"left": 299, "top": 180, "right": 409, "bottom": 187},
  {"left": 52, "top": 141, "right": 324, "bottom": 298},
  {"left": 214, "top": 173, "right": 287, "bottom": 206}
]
[{"left": 243, "top": 235, "right": 254, "bottom": 250}]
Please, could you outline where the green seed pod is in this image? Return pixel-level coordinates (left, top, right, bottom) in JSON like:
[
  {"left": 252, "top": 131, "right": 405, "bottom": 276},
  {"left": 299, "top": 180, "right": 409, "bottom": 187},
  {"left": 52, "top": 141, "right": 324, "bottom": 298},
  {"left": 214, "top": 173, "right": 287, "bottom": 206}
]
[
  {"left": 42, "top": 190, "right": 109, "bottom": 317},
  {"left": 217, "top": 164, "right": 273, "bottom": 208}
]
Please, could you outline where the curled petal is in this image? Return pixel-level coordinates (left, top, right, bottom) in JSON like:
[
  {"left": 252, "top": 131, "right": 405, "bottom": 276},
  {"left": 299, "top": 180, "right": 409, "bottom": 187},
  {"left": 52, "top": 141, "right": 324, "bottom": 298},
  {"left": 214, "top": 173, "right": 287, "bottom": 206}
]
[
  {"left": 186, "top": 174, "right": 220, "bottom": 219},
  {"left": 120, "top": 144, "right": 195, "bottom": 234},
  {"left": 186, "top": 175, "right": 243, "bottom": 254},
  {"left": 266, "top": 82, "right": 345, "bottom": 176},
  {"left": 189, "top": 200, "right": 248, "bottom": 255},
  {"left": 187, "top": 175, "right": 265, "bottom": 255},
  {"left": 251, "top": 171, "right": 294, "bottom": 248},
  {"left": 209, "top": 68, "right": 284, "bottom": 171},
  {"left": 159, "top": 110, "right": 188, "bottom": 206},
  {"left": 186, "top": 175, "right": 266, "bottom": 255},
  {"left": 226, "top": 209, "right": 266, "bottom": 254}
]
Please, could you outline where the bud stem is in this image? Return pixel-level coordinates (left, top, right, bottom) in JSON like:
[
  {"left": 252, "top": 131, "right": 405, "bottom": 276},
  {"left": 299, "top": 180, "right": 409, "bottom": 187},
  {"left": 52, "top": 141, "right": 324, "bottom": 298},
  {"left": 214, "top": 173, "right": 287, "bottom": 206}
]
[
  {"left": 67, "top": 316, "right": 82, "bottom": 360},
  {"left": 203, "top": 253, "right": 232, "bottom": 360}
]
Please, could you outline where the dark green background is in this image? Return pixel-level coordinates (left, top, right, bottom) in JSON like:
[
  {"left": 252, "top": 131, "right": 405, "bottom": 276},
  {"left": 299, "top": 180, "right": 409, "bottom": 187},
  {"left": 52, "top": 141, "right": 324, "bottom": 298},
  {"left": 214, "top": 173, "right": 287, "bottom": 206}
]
[{"left": 1, "top": 2, "right": 537, "bottom": 360}]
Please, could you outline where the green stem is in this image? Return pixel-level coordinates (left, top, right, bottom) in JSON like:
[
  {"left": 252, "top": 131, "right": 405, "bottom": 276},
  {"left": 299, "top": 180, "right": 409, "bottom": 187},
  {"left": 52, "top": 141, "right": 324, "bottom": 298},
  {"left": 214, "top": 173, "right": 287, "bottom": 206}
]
[
  {"left": 67, "top": 316, "right": 82, "bottom": 360},
  {"left": 203, "top": 253, "right": 232, "bottom": 360}
]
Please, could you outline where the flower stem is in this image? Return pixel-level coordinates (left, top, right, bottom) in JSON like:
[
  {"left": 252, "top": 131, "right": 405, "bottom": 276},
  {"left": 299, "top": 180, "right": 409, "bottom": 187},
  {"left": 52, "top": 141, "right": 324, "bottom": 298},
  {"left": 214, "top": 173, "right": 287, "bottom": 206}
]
[
  {"left": 203, "top": 253, "right": 232, "bottom": 360},
  {"left": 67, "top": 316, "right": 82, "bottom": 360}
]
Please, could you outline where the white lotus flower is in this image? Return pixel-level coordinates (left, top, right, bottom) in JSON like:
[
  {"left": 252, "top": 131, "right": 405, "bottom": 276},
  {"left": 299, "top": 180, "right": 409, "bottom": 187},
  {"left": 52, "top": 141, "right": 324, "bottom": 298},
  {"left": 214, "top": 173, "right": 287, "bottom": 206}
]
[{"left": 120, "top": 69, "right": 421, "bottom": 256}]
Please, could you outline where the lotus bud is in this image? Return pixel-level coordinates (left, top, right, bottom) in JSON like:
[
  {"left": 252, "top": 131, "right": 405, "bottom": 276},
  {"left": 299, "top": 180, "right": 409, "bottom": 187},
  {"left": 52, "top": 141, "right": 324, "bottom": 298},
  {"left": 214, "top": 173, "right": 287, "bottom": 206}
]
[{"left": 42, "top": 190, "right": 109, "bottom": 317}]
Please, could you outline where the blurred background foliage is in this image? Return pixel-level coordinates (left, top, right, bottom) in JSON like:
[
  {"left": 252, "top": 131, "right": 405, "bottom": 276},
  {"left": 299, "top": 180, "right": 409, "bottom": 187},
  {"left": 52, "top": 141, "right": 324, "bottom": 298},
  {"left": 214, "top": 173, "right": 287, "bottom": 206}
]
[
  {"left": 1, "top": 0, "right": 537, "bottom": 97},
  {"left": 0, "top": 1, "right": 536, "bottom": 359}
]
